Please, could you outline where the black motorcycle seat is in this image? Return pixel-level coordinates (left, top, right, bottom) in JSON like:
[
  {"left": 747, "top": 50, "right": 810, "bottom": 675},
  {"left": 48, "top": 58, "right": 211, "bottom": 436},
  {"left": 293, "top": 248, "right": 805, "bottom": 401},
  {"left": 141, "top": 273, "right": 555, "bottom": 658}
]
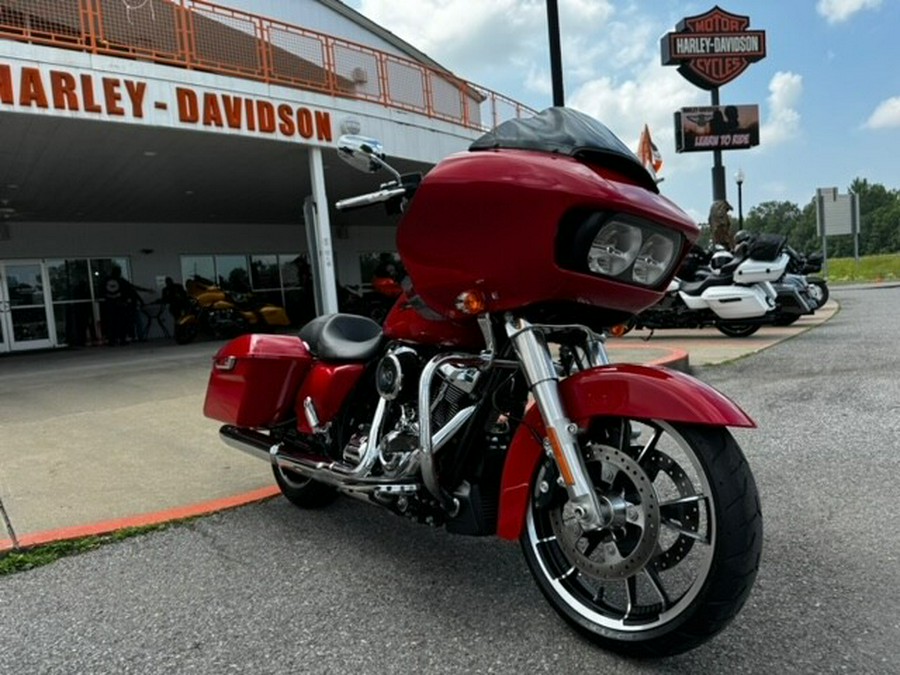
[
  {"left": 299, "top": 313, "right": 383, "bottom": 361},
  {"left": 680, "top": 274, "right": 735, "bottom": 296}
]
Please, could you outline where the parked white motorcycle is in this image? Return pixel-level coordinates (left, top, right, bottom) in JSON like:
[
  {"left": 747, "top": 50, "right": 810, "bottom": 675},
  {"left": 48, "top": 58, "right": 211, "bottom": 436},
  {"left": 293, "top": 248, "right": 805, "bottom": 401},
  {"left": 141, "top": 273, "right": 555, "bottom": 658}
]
[{"left": 617, "top": 233, "right": 810, "bottom": 338}]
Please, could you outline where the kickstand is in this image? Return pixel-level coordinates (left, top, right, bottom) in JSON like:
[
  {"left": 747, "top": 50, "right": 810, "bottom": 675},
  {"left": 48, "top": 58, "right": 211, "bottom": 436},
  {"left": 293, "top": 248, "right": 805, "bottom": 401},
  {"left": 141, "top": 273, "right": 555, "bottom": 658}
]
[{"left": 642, "top": 329, "right": 655, "bottom": 342}]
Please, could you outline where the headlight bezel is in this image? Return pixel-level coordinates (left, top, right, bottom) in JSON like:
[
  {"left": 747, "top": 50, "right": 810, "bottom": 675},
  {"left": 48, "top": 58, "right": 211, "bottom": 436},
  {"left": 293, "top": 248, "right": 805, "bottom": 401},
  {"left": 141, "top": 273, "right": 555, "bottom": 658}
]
[{"left": 558, "top": 211, "right": 685, "bottom": 289}]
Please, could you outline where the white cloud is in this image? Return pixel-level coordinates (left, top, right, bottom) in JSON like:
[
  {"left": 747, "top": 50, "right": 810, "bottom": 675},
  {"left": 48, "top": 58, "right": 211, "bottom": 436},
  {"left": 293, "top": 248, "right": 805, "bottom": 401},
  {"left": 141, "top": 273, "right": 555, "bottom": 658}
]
[
  {"left": 816, "top": 0, "right": 882, "bottom": 24},
  {"left": 568, "top": 61, "right": 702, "bottom": 144},
  {"left": 355, "top": 0, "right": 655, "bottom": 107},
  {"left": 864, "top": 97, "right": 900, "bottom": 129},
  {"left": 356, "top": 0, "right": 551, "bottom": 79},
  {"left": 761, "top": 71, "right": 803, "bottom": 146}
]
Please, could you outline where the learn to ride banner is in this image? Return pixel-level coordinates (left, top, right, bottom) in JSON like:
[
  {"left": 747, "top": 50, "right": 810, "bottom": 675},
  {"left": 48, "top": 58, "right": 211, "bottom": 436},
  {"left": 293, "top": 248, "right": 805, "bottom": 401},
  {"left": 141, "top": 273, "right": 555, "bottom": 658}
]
[{"left": 674, "top": 104, "right": 760, "bottom": 153}]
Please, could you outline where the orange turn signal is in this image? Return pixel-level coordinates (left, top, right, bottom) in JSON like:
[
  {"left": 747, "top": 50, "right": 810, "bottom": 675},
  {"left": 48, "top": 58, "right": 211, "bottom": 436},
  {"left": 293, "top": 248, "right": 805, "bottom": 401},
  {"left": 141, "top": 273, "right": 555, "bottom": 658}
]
[{"left": 454, "top": 289, "right": 487, "bottom": 315}]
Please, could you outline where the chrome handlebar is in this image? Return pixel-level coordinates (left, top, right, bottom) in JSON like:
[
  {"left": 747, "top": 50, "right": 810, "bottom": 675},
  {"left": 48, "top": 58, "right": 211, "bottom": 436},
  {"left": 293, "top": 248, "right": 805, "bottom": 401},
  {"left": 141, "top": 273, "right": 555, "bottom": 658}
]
[{"left": 335, "top": 186, "right": 407, "bottom": 211}]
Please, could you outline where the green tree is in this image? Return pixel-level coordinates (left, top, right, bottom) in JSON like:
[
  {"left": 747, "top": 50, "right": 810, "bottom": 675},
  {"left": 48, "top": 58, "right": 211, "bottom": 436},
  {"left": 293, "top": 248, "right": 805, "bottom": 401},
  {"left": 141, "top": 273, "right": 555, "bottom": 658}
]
[
  {"left": 742, "top": 200, "right": 819, "bottom": 251},
  {"left": 739, "top": 179, "right": 900, "bottom": 257}
]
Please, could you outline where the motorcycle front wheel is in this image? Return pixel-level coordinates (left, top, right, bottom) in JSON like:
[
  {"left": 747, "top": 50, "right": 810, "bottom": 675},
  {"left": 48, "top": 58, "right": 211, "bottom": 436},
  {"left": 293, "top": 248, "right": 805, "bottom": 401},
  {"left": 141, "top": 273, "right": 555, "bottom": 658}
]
[
  {"left": 807, "top": 280, "right": 829, "bottom": 308},
  {"left": 174, "top": 321, "right": 198, "bottom": 345},
  {"left": 521, "top": 419, "right": 762, "bottom": 657},
  {"left": 716, "top": 323, "right": 760, "bottom": 338}
]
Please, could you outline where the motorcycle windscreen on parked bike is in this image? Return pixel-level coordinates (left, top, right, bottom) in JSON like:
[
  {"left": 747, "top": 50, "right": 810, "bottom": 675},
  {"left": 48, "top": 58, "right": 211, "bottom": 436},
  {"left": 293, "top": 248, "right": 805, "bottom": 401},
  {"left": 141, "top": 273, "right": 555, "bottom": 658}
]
[{"left": 396, "top": 108, "right": 699, "bottom": 325}]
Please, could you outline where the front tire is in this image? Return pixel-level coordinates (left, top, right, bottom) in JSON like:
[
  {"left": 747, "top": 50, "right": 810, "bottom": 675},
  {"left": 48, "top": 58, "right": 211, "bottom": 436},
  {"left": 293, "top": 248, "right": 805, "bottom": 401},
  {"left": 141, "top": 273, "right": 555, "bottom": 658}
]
[
  {"left": 808, "top": 280, "right": 829, "bottom": 308},
  {"left": 174, "top": 320, "right": 198, "bottom": 344},
  {"left": 716, "top": 323, "right": 760, "bottom": 338},
  {"left": 520, "top": 419, "right": 762, "bottom": 657}
]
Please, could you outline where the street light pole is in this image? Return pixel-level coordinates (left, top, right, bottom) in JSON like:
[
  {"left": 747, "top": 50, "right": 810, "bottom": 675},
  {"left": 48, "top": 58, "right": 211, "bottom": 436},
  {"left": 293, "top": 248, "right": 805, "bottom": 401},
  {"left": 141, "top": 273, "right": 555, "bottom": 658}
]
[
  {"left": 735, "top": 168, "right": 745, "bottom": 229},
  {"left": 546, "top": 0, "right": 565, "bottom": 106}
]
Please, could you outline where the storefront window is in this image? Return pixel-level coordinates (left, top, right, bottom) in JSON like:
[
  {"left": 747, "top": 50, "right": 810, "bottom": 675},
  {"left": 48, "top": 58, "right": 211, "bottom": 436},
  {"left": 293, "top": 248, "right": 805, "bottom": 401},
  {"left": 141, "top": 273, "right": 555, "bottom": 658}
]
[
  {"left": 47, "top": 259, "right": 91, "bottom": 301},
  {"left": 250, "top": 255, "right": 280, "bottom": 289},
  {"left": 279, "top": 254, "right": 314, "bottom": 324},
  {"left": 215, "top": 255, "right": 250, "bottom": 292},
  {"left": 181, "top": 256, "right": 215, "bottom": 286},
  {"left": 47, "top": 259, "right": 96, "bottom": 347},
  {"left": 178, "top": 253, "right": 313, "bottom": 326}
]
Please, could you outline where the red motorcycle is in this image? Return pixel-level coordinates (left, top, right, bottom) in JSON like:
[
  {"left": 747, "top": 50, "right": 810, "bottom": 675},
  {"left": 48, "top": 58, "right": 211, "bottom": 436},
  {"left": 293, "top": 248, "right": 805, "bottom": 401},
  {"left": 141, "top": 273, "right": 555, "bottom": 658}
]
[{"left": 203, "top": 108, "right": 762, "bottom": 657}]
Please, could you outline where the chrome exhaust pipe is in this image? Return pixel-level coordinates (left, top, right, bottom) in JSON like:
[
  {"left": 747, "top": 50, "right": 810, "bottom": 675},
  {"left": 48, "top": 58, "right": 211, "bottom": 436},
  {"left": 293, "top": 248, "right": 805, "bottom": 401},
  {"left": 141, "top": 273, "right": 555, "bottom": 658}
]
[{"left": 218, "top": 425, "right": 417, "bottom": 492}]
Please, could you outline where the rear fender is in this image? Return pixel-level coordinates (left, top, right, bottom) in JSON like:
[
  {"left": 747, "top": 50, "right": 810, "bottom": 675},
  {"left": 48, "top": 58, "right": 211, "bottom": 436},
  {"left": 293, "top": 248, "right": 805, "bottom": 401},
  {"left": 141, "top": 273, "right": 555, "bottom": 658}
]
[{"left": 495, "top": 364, "right": 754, "bottom": 541}]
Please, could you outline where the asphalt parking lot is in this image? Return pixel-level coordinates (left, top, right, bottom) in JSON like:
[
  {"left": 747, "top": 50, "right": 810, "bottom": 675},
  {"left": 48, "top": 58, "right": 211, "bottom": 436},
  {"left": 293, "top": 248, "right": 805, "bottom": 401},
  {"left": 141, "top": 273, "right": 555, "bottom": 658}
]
[{"left": 0, "top": 286, "right": 898, "bottom": 674}]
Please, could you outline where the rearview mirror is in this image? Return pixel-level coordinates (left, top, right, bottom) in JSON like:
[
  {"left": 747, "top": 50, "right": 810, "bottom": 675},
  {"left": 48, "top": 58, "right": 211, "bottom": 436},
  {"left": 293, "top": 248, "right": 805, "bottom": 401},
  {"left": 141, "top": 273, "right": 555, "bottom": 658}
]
[{"left": 337, "top": 135, "right": 386, "bottom": 174}]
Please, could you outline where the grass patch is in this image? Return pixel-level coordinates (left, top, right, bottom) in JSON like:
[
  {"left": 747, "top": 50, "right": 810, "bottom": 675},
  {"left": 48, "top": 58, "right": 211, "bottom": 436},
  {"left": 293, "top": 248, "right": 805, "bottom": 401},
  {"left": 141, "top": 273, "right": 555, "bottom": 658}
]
[
  {"left": 0, "top": 524, "right": 169, "bottom": 576},
  {"left": 827, "top": 254, "right": 900, "bottom": 284}
]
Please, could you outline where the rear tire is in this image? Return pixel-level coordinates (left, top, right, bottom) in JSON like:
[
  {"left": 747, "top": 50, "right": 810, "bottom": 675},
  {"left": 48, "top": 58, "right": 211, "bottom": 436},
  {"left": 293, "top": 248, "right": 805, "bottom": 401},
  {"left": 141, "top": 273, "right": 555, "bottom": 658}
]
[
  {"left": 716, "top": 323, "right": 760, "bottom": 338},
  {"left": 272, "top": 464, "right": 338, "bottom": 509},
  {"left": 520, "top": 420, "right": 762, "bottom": 657}
]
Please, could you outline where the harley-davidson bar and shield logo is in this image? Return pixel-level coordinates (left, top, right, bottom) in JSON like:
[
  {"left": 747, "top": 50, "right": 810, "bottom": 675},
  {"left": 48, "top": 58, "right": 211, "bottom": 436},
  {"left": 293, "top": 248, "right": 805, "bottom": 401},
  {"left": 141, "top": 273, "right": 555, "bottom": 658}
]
[{"left": 661, "top": 6, "right": 766, "bottom": 90}]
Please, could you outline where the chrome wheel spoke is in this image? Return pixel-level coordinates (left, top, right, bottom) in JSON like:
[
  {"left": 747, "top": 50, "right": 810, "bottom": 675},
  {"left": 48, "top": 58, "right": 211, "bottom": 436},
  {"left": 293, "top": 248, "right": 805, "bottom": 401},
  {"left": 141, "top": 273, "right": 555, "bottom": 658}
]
[
  {"left": 643, "top": 565, "right": 672, "bottom": 611},
  {"left": 623, "top": 575, "right": 638, "bottom": 619},
  {"left": 660, "top": 494, "right": 709, "bottom": 544},
  {"left": 636, "top": 427, "right": 662, "bottom": 466},
  {"left": 660, "top": 494, "right": 707, "bottom": 523}
]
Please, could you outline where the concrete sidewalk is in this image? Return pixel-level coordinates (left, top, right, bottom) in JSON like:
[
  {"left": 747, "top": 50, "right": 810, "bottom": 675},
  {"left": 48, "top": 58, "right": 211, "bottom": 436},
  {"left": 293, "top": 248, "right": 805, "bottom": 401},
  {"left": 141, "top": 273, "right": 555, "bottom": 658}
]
[{"left": 0, "top": 299, "right": 838, "bottom": 552}]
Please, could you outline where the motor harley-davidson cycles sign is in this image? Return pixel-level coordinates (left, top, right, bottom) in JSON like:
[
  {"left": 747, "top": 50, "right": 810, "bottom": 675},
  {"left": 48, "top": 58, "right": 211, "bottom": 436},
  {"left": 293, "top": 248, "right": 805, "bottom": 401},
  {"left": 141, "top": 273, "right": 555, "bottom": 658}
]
[{"left": 660, "top": 6, "right": 766, "bottom": 90}]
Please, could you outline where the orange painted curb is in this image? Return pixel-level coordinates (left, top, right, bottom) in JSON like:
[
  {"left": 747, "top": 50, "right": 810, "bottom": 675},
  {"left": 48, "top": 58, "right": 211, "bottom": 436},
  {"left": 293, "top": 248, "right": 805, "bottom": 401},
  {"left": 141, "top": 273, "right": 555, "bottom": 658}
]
[
  {"left": 606, "top": 344, "right": 690, "bottom": 371},
  {"left": 0, "top": 485, "right": 281, "bottom": 554}
]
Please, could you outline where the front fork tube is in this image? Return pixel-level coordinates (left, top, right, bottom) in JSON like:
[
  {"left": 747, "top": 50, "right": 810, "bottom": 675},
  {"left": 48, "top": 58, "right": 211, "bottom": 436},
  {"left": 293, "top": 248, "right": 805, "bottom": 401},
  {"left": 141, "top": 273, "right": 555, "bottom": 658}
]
[{"left": 506, "top": 318, "right": 607, "bottom": 531}]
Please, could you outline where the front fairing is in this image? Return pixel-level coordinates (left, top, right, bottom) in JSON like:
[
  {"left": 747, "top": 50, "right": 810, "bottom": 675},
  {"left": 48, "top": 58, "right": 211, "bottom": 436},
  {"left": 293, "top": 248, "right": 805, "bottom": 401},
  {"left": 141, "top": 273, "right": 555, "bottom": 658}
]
[{"left": 397, "top": 150, "right": 698, "bottom": 322}]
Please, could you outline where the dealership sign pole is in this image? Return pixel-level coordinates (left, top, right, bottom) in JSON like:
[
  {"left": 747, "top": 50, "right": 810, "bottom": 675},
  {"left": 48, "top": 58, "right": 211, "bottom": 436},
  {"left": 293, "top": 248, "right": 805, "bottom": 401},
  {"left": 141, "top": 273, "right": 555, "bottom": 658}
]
[{"left": 661, "top": 6, "right": 766, "bottom": 203}]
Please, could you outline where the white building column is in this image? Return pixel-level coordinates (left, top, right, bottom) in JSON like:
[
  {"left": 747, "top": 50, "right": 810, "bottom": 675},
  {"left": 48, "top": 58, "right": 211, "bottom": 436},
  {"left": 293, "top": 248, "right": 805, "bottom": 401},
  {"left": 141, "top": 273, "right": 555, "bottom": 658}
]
[{"left": 307, "top": 146, "right": 340, "bottom": 315}]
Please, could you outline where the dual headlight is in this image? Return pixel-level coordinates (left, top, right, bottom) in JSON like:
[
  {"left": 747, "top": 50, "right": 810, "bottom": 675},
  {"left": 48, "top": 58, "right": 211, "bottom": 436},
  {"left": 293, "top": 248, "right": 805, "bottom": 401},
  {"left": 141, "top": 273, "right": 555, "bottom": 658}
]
[{"left": 586, "top": 218, "right": 680, "bottom": 287}]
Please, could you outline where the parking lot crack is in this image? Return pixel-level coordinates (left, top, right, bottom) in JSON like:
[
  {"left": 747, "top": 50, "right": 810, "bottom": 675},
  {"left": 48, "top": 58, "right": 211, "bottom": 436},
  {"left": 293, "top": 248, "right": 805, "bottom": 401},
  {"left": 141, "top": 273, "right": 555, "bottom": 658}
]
[{"left": 0, "top": 495, "right": 19, "bottom": 550}]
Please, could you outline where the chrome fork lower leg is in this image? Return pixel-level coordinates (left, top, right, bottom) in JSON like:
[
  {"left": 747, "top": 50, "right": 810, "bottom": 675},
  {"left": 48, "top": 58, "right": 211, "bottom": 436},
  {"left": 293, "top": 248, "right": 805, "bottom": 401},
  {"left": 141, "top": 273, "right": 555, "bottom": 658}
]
[{"left": 506, "top": 317, "right": 607, "bottom": 531}]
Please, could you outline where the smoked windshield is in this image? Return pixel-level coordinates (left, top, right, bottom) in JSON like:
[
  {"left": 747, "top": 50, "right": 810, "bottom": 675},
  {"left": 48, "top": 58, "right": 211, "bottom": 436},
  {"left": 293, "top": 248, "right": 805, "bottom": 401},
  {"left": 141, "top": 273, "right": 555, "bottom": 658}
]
[{"left": 469, "top": 107, "right": 658, "bottom": 193}]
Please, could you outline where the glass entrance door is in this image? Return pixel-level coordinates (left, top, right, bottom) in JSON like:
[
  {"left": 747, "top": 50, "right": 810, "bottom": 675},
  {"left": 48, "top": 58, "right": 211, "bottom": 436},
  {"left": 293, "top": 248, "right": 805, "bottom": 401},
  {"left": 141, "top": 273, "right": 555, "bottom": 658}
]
[{"left": 0, "top": 261, "right": 56, "bottom": 352}]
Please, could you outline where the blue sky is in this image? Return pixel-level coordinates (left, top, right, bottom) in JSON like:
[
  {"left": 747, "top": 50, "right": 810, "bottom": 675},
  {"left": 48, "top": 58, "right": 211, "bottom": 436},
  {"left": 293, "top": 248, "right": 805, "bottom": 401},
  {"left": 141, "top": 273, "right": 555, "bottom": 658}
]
[{"left": 346, "top": 0, "right": 900, "bottom": 223}]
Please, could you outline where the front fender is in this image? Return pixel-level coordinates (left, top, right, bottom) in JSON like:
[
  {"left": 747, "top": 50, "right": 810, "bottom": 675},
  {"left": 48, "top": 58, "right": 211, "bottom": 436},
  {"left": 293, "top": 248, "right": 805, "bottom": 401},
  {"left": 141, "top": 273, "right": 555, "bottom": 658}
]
[{"left": 495, "top": 364, "right": 754, "bottom": 541}]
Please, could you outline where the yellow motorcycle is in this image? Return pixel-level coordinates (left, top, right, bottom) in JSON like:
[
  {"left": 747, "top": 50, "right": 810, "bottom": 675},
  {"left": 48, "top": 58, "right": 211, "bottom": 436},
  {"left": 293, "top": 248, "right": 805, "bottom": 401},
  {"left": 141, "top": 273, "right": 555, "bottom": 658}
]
[{"left": 174, "top": 278, "right": 290, "bottom": 344}]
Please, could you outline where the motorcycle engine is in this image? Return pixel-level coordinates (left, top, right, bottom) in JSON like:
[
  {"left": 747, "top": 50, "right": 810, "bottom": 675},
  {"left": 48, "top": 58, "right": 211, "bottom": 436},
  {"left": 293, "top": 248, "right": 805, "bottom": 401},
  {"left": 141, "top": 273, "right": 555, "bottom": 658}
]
[
  {"left": 366, "top": 349, "right": 481, "bottom": 481},
  {"left": 430, "top": 363, "right": 480, "bottom": 430}
]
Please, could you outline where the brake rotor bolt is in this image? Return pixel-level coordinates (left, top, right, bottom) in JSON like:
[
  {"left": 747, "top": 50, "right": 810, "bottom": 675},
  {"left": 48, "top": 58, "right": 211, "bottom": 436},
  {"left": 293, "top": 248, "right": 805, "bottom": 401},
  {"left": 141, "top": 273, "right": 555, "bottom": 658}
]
[{"left": 627, "top": 507, "right": 639, "bottom": 522}]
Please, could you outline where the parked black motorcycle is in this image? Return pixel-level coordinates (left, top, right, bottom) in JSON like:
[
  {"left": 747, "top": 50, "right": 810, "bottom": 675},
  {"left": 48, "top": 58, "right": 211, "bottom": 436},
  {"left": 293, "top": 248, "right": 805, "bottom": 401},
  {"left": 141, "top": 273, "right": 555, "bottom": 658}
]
[{"left": 784, "top": 243, "right": 829, "bottom": 308}]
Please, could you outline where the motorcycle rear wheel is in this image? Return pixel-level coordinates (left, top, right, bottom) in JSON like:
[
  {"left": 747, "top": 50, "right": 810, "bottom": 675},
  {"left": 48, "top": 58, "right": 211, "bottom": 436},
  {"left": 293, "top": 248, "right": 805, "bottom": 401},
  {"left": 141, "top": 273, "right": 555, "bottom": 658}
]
[
  {"left": 716, "top": 323, "right": 760, "bottom": 338},
  {"left": 272, "top": 464, "right": 338, "bottom": 508},
  {"left": 520, "top": 419, "right": 761, "bottom": 657}
]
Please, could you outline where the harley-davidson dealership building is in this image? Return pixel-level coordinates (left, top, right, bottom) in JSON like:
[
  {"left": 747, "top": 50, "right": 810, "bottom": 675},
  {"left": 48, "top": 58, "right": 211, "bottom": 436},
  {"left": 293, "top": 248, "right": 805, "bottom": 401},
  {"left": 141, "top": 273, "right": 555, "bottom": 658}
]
[{"left": 0, "top": 0, "right": 528, "bottom": 353}]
